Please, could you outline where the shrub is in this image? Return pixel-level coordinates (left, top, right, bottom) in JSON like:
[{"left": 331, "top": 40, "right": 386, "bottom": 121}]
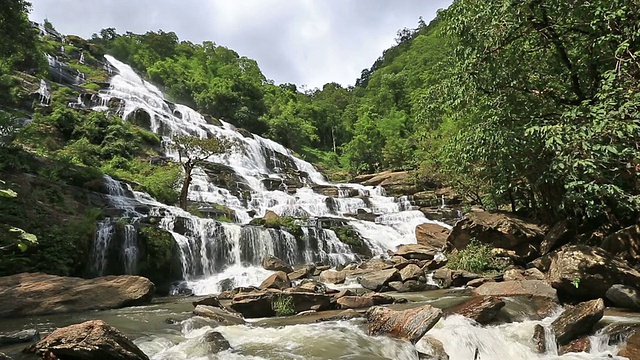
[
  {"left": 446, "top": 238, "right": 504, "bottom": 274},
  {"left": 272, "top": 295, "right": 295, "bottom": 316}
]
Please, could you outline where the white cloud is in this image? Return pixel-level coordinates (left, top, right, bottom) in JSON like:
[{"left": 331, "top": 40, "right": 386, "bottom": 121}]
[{"left": 28, "top": 0, "right": 452, "bottom": 89}]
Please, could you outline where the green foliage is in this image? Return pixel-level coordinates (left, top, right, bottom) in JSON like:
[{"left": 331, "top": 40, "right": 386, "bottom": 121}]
[
  {"left": 250, "top": 215, "right": 304, "bottom": 239},
  {"left": 0, "top": 179, "right": 37, "bottom": 253},
  {"left": 331, "top": 227, "right": 364, "bottom": 248},
  {"left": 102, "top": 157, "right": 180, "bottom": 205},
  {"left": 446, "top": 239, "right": 504, "bottom": 274},
  {"left": 272, "top": 295, "right": 296, "bottom": 316}
]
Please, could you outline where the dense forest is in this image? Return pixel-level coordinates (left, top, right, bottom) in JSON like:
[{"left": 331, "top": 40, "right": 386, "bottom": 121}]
[{"left": 1, "top": 0, "right": 640, "bottom": 274}]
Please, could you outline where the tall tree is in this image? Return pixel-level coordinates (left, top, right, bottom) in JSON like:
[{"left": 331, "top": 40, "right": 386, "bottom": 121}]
[{"left": 168, "top": 135, "right": 233, "bottom": 210}]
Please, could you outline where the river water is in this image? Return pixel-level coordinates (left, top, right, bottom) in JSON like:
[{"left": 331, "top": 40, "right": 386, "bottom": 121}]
[{"left": 0, "top": 291, "right": 636, "bottom": 359}]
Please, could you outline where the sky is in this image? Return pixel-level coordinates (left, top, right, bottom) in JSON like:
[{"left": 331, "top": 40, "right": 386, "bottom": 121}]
[{"left": 28, "top": 0, "right": 452, "bottom": 89}]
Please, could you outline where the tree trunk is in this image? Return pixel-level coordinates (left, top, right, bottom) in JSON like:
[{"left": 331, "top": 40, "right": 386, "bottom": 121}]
[{"left": 180, "top": 162, "right": 193, "bottom": 211}]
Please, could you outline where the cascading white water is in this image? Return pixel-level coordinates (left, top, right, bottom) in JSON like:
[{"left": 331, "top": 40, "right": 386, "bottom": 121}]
[
  {"left": 36, "top": 79, "right": 51, "bottom": 105},
  {"left": 89, "top": 54, "right": 453, "bottom": 294},
  {"left": 91, "top": 219, "right": 115, "bottom": 276},
  {"left": 122, "top": 224, "right": 138, "bottom": 274}
]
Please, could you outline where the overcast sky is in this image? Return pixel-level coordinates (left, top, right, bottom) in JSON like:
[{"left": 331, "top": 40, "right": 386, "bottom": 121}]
[{"left": 28, "top": 0, "right": 452, "bottom": 89}]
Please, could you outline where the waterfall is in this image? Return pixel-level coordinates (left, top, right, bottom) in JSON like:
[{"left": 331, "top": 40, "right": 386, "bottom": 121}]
[
  {"left": 91, "top": 219, "right": 115, "bottom": 276},
  {"left": 86, "top": 54, "right": 453, "bottom": 294},
  {"left": 122, "top": 224, "right": 138, "bottom": 274},
  {"left": 36, "top": 79, "right": 50, "bottom": 105}
]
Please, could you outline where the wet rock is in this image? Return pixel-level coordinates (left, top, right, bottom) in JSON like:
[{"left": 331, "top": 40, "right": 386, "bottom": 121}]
[
  {"left": 447, "top": 211, "right": 546, "bottom": 263},
  {"left": 552, "top": 298, "right": 605, "bottom": 346},
  {"left": 366, "top": 304, "right": 443, "bottom": 344},
  {"left": 400, "top": 264, "right": 424, "bottom": 281},
  {"left": 532, "top": 324, "right": 546, "bottom": 353},
  {"left": 291, "top": 279, "right": 327, "bottom": 294},
  {"left": 0, "top": 329, "right": 39, "bottom": 346},
  {"left": 332, "top": 289, "right": 356, "bottom": 301},
  {"left": 230, "top": 290, "right": 278, "bottom": 318},
  {"left": 313, "top": 265, "right": 331, "bottom": 276},
  {"left": 451, "top": 270, "right": 481, "bottom": 287},
  {"left": 25, "top": 320, "right": 149, "bottom": 360},
  {"left": 394, "top": 244, "right": 439, "bottom": 261},
  {"left": 415, "top": 223, "right": 450, "bottom": 251},
  {"left": 601, "top": 224, "right": 640, "bottom": 264},
  {"left": 192, "top": 296, "right": 221, "bottom": 309},
  {"left": 473, "top": 280, "right": 558, "bottom": 300},
  {"left": 444, "top": 296, "right": 505, "bottom": 324},
  {"left": 336, "top": 293, "right": 395, "bottom": 309},
  {"left": 283, "top": 290, "right": 332, "bottom": 312},
  {"left": 547, "top": 245, "right": 640, "bottom": 300},
  {"left": 359, "top": 268, "right": 400, "bottom": 291},
  {"left": 262, "top": 256, "right": 293, "bottom": 273},
  {"left": 606, "top": 284, "right": 640, "bottom": 310},
  {"left": 0, "top": 273, "right": 154, "bottom": 318},
  {"left": 618, "top": 330, "right": 640, "bottom": 359},
  {"left": 422, "top": 256, "right": 448, "bottom": 271},
  {"left": 259, "top": 271, "right": 291, "bottom": 290},
  {"left": 558, "top": 336, "right": 591, "bottom": 355},
  {"left": 389, "top": 280, "right": 428, "bottom": 292},
  {"left": 193, "top": 305, "right": 245, "bottom": 325},
  {"left": 416, "top": 335, "right": 449, "bottom": 360},
  {"left": 318, "top": 309, "right": 362, "bottom": 322},
  {"left": 0, "top": 352, "right": 11, "bottom": 360},
  {"left": 202, "top": 331, "right": 232, "bottom": 353},
  {"left": 319, "top": 270, "right": 346, "bottom": 284},
  {"left": 218, "top": 286, "right": 257, "bottom": 300},
  {"left": 432, "top": 268, "right": 452, "bottom": 288}
]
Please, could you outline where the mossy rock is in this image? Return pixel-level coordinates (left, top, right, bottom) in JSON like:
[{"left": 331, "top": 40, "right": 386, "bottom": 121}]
[{"left": 136, "top": 225, "right": 182, "bottom": 288}]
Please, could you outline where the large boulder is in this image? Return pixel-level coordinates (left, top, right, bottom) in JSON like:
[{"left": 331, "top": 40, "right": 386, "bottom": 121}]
[
  {"left": 400, "top": 264, "right": 424, "bottom": 281},
  {"left": 352, "top": 171, "right": 421, "bottom": 196},
  {"left": 388, "top": 280, "right": 430, "bottom": 292},
  {"left": 547, "top": 245, "right": 640, "bottom": 300},
  {"left": 319, "top": 270, "right": 346, "bottom": 284},
  {"left": 230, "top": 290, "right": 278, "bottom": 318},
  {"left": 359, "top": 268, "right": 400, "bottom": 291},
  {"left": 605, "top": 284, "right": 640, "bottom": 310},
  {"left": 552, "top": 298, "right": 605, "bottom": 347},
  {"left": 259, "top": 271, "right": 291, "bottom": 290},
  {"left": 618, "top": 330, "right": 640, "bottom": 359},
  {"left": 283, "top": 290, "right": 332, "bottom": 312},
  {"left": 416, "top": 335, "right": 450, "bottom": 360},
  {"left": 447, "top": 211, "right": 546, "bottom": 262},
  {"left": 336, "top": 293, "right": 395, "bottom": 309},
  {"left": 394, "top": 244, "right": 439, "bottom": 261},
  {"left": 261, "top": 256, "right": 293, "bottom": 273},
  {"left": 472, "top": 280, "right": 557, "bottom": 300},
  {"left": 25, "top": 320, "right": 149, "bottom": 360},
  {"left": 0, "top": 273, "right": 154, "bottom": 318},
  {"left": 202, "top": 331, "right": 232, "bottom": 354},
  {"left": 444, "top": 296, "right": 505, "bottom": 324},
  {"left": 415, "top": 223, "right": 450, "bottom": 251},
  {"left": 366, "top": 304, "right": 443, "bottom": 344}
]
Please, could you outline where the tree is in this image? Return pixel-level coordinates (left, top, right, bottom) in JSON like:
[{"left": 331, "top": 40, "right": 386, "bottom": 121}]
[
  {"left": 168, "top": 135, "right": 234, "bottom": 210},
  {"left": 0, "top": 180, "right": 37, "bottom": 252},
  {"left": 0, "top": 0, "right": 42, "bottom": 71}
]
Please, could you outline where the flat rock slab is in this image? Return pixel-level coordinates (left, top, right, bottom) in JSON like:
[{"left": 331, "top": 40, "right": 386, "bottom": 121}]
[
  {"left": 366, "top": 304, "right": 442, "bottom": 344},
  {"left": 472, "top": 280, "right": 557, "bottom": 300},
  {"left": 0, "top": 273, "right": 154, "bottom": 318},
  {"left": 444, "top": 296, "right": 505, "bottom": 324}
]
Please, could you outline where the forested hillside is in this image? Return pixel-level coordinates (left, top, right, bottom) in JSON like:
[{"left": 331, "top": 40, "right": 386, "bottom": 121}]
[{"left": 1, "top": 0, "right": 639, "bottom": 275}]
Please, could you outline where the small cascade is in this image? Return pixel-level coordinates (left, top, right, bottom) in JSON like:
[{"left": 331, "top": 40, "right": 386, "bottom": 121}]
[
  {"left": 122, "top": 224, "right": 138, "bottom": 274},
  {"left": 36, "top": 79, "right": 51, "bottom": 105},
  {"left": 91, "top": 219, "right": 115, "bottom": 276},
  {"left": 79, "top": 51, "right": 85, "bottom": 64}
]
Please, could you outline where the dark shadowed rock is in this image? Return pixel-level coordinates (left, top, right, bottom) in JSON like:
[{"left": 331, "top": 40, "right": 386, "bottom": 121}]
[
  {"left": 259, "top": 271, "right": 291, "bottom": 290},
  {"left": 389, "top": 280, "right": 429, "bottom": 292},
  {"left": 415, "top": 223, "right": 450, "bottom": 251},
  {"left": 193, "top": 305, "right": 245, "bottom": 325},
  {"left": 318, "top": 309, "right": 362, "bottom": 322},
  {"left": 451, "top": 270, "right": 481, "bottom": 287},
  {"left": 540, "top": 220, "right": 571, "bottom": 255},
  {"left": 261, "top": 256, "right": 293, "bottom": 273},
  {"left": 26, "top": 320, "right": 149, "bottom": 360},
  {"left": 0, "top": 329, "right": 39, "bottom": 346},
  {"left": 0, "top": 352, "right": 11, "bottom": 360},
  {"left": 606, "top": 284, "right": 640, "bottom": 310},
  {"left": 532, "top": 324, "right": 546, "bottom": 353},
  {"left": 230, "top": 290, "right": 278, "bottom": 318},
  {"left": 547, "top": 245, "right": 640, "bottom": 300},
  {"left": 447, "top": 211, "right": 546, "bottom": 262},
  {"left": 444, "top": 296, "right": 505, "bottom": 324},
  {"left": 0, "top": 273, "right": 154, "bottom": 318},
  {"left": 432, "top": 268, "right": 452, "bottom": 288},
  {"left": 359, "top": 268, "right": 400, "bottom": 291},
  {"left": 395, "top": 244, "right": 439, "bottom": 261},
  {"left": 601, "top": 225, "right": 640, "bottom": 264},
  {"left": 283, "top": 290, "right": 332, "bottom": 312},
  {"left": 319, "top": 270, "right": 346, "bottom": 284},
  {"left": 202, "top": 331, "right": 232, "bottom": 353},
  {"left": 288, "top": 268, "right": 309, "bottom": 281},
  {"left": 473, "top": 280, "right": 558, "bottom": 300},
  {"left": 552, "top": 298, "right": 604, "bottom": 346},
  {"left": 192, "top": 296, "right": 221, "bottom": 309},
  {"left": 466, "top": 278, "right": 494, "bottom": 288},
  {"left": 366, "top": 304, "right": 442, "bottom": 344},
  {"left": 337, "top": 293, "right": 395, "bottom": 309}
]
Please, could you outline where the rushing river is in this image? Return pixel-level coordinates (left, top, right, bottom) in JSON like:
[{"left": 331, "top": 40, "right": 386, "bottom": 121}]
[{"left": 0, "top": 291, "right": 637, "bottom": 360}]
